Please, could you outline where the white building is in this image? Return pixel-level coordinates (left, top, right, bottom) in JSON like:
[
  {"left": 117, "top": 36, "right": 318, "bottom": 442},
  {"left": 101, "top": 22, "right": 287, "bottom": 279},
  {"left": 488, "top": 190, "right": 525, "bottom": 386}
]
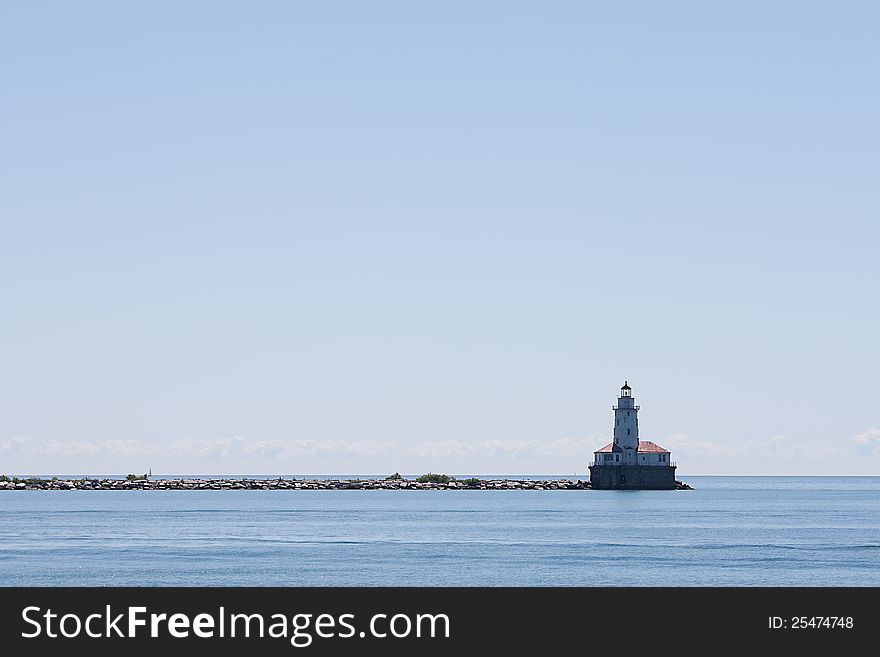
[{"left": 593, "top": 382, "right": 671, "bottom": 467}]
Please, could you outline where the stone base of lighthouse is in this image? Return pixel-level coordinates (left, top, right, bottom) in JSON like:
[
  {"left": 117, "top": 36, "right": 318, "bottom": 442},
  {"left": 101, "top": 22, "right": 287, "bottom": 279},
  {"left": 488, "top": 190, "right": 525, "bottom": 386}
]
[{"left": 588, "top": 464, "right": 677, "bottom": 490}]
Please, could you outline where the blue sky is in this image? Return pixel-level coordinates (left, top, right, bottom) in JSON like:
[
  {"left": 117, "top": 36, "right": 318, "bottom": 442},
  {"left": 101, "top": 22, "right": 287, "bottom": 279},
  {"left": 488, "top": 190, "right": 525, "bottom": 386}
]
[{"left": 2, "top": 1, "right": 878, "bottom": 475}]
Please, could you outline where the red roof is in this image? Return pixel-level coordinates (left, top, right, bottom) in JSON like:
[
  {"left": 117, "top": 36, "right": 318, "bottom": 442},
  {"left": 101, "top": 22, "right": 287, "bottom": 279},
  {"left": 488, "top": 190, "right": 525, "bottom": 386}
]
[
  {"left": 637, "top": 440, "right": 669, "bottom": 453},
  {"left": 594, "top": 441, "right": 669, "bottom": 454}
]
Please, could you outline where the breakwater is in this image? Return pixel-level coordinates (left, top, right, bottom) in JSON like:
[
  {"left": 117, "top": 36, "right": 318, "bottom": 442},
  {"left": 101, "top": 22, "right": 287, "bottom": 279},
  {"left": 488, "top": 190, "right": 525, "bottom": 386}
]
[{"left": 0, "top": 477, "right": 692, "bottom": 491}]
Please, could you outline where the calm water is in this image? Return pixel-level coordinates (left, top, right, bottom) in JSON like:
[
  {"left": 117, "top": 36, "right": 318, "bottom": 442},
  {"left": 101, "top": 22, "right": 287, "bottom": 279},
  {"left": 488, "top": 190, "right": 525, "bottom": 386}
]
[{"left": 2, "top": 476, "right": 879, "bottom": 586}]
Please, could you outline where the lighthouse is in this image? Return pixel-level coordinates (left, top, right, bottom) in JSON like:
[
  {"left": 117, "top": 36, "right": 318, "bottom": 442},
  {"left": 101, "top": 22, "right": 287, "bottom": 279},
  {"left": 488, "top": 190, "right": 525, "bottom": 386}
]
[
  {"left": 589, "top": 382, "right": 676, "bottom": 489},
  {"left": 613, "top": 381, "right": 639, "bottom": 463}
]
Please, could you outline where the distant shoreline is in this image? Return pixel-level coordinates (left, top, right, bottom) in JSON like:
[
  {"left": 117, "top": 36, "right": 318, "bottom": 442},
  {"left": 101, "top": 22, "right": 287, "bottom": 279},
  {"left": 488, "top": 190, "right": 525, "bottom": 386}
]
[{"left": 0, "top": 476, "right": 693, "bottom": 491}]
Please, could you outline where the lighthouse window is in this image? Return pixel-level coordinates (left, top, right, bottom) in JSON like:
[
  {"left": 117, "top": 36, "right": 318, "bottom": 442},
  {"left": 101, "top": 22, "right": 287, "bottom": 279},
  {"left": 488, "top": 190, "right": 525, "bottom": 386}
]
[
  {"left": 627, "top": 429, "right": 631, "bottom": 435},
  {"left": 615, "top": 454, "right": 619, "bottom": 462}
]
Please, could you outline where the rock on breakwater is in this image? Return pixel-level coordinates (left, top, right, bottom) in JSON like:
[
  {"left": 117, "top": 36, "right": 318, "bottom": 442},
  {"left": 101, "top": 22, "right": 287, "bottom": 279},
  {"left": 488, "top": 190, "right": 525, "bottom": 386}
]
[{"left": 0, "top": 477, "right": 693, "bottom": 491}]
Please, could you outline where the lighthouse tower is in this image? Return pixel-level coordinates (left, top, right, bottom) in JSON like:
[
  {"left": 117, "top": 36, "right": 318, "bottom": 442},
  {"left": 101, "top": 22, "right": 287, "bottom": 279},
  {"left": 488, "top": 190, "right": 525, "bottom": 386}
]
[
  {"left": 613, "top": 381, "right": 639, "bottom": 464},
  {"left": 589, "top": 382, "right": 676, "bottom": 489}
]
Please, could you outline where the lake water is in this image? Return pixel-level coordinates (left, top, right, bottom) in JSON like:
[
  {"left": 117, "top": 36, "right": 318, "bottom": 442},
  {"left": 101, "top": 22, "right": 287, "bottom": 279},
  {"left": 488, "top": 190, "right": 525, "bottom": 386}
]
[{"left": 2, "top": 476, "right": 879, "bottom": 586}]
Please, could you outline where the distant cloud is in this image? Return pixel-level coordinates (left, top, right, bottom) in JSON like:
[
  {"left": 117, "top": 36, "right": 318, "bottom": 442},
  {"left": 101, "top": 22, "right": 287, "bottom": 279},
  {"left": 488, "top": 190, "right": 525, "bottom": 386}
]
[
  {"left": 852, "top": 428, "right": 880, "bottom": 454},
  {"left": 1, "top": 434, "right": 605, "bottom": 463},
  {"left": 288, "top": 440, "right": 397, "bottom": 457},
  {"left": 743, "top": 434, "right": 843, "bottom": 461},
  {"left": 663, "top": 432, "right": 845, "bottom": 464},
  {"left": 662, "top": 433, "right": 736, "bottom": 457},
  {"left": 4, "top": 436, "right": 399, "bottom": 460},
  {"left": 6, "top": 429, "right": 875, "bottom": 474},
  {"left": 0, "top": 435, "right": 27, "bottom": 455},
  {"left": 38, "top": 439, "right": 155, "bottom": 458},
  {"left": 403, "top": 434, "right": 607, "bottom": 460}
]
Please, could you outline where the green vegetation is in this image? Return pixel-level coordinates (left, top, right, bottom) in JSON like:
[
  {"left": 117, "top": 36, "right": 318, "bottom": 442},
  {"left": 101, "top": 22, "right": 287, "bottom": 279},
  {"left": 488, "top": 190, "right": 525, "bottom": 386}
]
[
  {"left": 126, "top": 473, "right": 148, "bottom": 481},
  {"left": 460, "top": 477, "right": 482, "bottom": 487},
  {"left": 415, "top": 473, "right": 453, "bottom": 484},
  {"left": 385, "top": 472, "right": 404, "bottom": 480},
  {"left": 1, "top": 476, "right": 53, "bottom": 485}
]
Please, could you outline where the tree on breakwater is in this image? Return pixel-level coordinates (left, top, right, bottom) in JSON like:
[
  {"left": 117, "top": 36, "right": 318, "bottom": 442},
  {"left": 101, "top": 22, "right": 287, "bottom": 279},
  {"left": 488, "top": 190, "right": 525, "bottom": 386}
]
[
  {"left": 415, "top": 473, "right": 453, "bottom": 484},
  {"left": 0, "top": 475, "right": 57, "bottom": 485}
]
